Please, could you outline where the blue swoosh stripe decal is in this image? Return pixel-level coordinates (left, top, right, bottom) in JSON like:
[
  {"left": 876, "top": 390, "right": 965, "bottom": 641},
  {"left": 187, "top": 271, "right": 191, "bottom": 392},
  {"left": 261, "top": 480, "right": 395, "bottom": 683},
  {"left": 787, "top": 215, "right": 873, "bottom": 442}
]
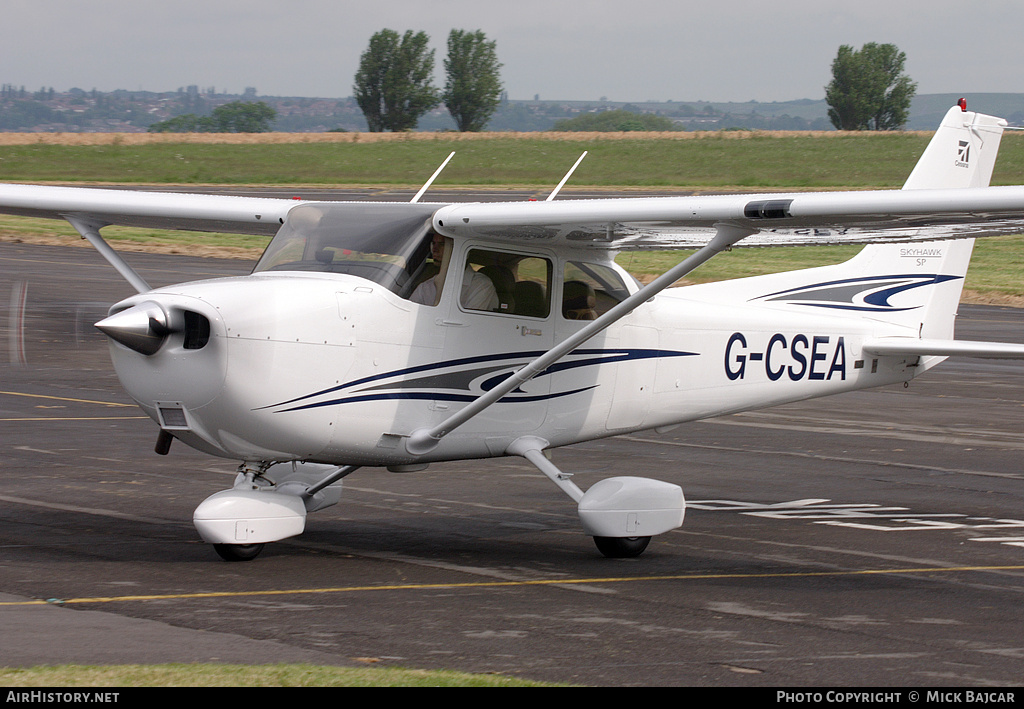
[
  {"left": 263, "top": 347, "right": 697, "bottom": 413},
  {"left": 278, "top": 386, "right": 599, "bottom": 413},
  {"left": 266, "top": 350, "right": 549, "bottom": 409},
  {"left": 755, "top": 274, "right": 961, "bottom": 312}
]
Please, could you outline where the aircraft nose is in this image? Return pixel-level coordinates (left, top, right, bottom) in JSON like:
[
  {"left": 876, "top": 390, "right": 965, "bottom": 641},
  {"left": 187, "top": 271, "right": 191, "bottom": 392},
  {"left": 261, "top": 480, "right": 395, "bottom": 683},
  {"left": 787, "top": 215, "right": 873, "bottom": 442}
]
[
  {"left": 95, "top": 301, "right": 176, "bottom": 355},
  {"left": 99, "top": 292, "right": 227, "bottom": 439},
  {"left": 96, "top": 298, "right": 213, "bottom": 356}
]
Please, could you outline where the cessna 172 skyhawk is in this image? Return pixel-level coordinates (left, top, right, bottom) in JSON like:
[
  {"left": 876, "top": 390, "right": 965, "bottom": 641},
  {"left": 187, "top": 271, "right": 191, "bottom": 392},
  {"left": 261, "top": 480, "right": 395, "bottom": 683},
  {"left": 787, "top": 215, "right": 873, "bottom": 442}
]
[{"left": 3, "top": 100, "right": 1024, "bottom": 561}]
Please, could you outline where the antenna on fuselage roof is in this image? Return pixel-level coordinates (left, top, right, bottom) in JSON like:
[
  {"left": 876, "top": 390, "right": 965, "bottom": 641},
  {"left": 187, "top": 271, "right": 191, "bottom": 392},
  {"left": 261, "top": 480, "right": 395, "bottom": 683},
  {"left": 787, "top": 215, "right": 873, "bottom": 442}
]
[
  {"left": 547, "top": 151, "right": 588, "bottom": 201},
  {"left": 410, "top": 151, "right": 456, "bottom": 203}
]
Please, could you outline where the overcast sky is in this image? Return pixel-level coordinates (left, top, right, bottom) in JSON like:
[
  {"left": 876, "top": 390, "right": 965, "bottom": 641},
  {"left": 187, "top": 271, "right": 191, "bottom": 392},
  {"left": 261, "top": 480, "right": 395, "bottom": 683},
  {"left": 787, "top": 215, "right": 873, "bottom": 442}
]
[{"left": 5, "top": 1, "right": 1024, "bottom": 103}]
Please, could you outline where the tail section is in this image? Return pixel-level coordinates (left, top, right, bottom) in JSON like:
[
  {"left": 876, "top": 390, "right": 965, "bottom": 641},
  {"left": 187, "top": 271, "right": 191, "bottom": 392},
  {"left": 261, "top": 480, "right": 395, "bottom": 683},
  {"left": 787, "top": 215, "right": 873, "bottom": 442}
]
[
  {"left": 821, "top": 239, "right": 975, "bottom": 340},
  {"left": 855, "top": 101, "right": 1007, "bottom": 337},
  {"left": 696, "top": 103, "right": 1008, "bottom": 340},
  {"left": 902, "top": 101, "right": 1007, "bottom": 190},
  {"left": 857, "top": 104, "right": 1024, "bottom": 360}
]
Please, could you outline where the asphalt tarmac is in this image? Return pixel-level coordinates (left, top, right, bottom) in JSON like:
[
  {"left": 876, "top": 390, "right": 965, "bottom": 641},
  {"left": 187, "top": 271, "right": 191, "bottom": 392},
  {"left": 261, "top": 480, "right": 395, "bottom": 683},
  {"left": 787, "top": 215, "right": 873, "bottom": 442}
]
[{"left": 1, "top": 241, "right": 1023, "bottom": 687}]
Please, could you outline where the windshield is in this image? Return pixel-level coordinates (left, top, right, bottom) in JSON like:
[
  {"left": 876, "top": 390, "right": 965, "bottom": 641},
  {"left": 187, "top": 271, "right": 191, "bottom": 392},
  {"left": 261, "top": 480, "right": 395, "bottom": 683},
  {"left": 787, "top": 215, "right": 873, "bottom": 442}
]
[{"left": 254, "top": 202, "right": 440, "bottom": 298}]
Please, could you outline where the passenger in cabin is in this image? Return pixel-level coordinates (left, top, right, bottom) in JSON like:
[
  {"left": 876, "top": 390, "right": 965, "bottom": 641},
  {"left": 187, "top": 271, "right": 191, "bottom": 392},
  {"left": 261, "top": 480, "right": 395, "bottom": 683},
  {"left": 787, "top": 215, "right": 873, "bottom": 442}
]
[
  {"left": 460, "top": 265, "right": 500, "bottom": 311},
  {"left": 562, "top": 280, "right": 598, "bottom": 320}
]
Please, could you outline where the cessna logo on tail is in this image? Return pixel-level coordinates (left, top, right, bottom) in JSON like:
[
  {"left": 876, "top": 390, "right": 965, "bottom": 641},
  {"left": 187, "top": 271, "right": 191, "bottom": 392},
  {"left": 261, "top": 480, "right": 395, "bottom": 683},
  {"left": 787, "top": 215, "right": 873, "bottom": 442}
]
[{"left": 956, "top": 140, "right": 971, "bottom": 168}]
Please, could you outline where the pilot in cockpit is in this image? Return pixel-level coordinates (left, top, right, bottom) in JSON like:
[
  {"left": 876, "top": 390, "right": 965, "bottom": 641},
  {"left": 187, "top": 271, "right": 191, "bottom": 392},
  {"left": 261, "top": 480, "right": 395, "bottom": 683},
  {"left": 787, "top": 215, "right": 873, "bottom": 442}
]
[{"left": 411, "top": 233, "right": 498, "bottom": 311}]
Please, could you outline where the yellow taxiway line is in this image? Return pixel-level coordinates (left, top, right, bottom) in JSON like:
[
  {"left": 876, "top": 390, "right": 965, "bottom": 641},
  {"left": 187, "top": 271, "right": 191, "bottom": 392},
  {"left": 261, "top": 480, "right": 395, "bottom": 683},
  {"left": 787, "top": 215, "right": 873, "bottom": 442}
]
[
  {"left": 0, "top": 390, "right": 145, "bottom": 420},
  {"left": 4, "top": 565, "right": 1023, "bottom": 607},
  {"left": 0, "top": 390, "right": 136, "bottom": 407}
]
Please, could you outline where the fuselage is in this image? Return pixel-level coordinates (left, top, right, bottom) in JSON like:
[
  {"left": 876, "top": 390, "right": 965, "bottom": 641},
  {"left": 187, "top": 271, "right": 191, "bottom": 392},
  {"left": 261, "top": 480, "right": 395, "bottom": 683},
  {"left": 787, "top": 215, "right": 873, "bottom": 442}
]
[{"left": 104, "top": 238, "right": 920, "bottom": 468}]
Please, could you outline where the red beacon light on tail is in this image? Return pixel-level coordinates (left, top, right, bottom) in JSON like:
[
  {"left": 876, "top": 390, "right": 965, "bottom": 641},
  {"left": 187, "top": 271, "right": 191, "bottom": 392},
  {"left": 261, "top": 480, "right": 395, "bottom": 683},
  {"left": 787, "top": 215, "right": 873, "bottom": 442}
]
[{"left": 958, "top": 97, "right": 968, "bottom": 112}]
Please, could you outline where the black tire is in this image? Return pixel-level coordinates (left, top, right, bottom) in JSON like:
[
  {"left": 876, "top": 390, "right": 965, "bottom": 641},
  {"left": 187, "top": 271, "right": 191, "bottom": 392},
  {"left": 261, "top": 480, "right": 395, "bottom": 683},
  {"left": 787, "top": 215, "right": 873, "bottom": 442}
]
[
  {"left": 593, "top": 536, "right": 651, "bottom": 558},
  {"left": 213, "top": 543, "right": 265, "bottom": 562}
]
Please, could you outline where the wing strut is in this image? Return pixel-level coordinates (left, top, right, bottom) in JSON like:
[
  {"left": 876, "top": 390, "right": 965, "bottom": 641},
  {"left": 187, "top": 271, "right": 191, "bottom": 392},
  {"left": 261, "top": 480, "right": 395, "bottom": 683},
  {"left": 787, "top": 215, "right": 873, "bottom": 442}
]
[
  {"left": 411, "top": 152, "right": 456, "bottom": 203},
  {"left": 404, "top": 222, "right": 757, "bottom": 456},
  {"left": 547, "top": 152, "right": 588, "bottom": 201},
  {"left": 64, "top": 215, "right": 151, "bottom": 293}
]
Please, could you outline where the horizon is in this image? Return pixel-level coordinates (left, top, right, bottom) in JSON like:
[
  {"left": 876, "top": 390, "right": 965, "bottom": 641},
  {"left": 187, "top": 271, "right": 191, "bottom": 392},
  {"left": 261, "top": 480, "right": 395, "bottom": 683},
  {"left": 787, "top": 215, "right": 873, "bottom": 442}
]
[
  {"left": 4, "top": 2, "right": 1024, "bottom": 105},
  {"left": 4, "top": 86, "right": 1014, "bottom": 106}
]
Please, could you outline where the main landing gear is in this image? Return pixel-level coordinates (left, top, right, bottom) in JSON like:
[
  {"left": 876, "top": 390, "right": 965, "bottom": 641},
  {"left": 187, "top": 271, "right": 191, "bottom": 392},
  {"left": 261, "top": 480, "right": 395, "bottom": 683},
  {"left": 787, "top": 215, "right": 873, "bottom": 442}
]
[
  {"left": 193, "top": 443, "right": 684, "bottom": 561},
  {"left": 213, "top": 543, "right": 265, "bottom": 562},
  {"left": 593, "top": 536, "right": 651, "bottom": 559},
  {"left": 506, "top": 437, "right": 685, "bottom": 558}
]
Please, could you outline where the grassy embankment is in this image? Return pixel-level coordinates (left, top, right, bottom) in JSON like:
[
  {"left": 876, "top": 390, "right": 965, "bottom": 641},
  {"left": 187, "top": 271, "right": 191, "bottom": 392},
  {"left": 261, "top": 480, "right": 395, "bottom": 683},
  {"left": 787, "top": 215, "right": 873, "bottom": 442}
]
[
  {"left": 1, "top": 131, "right": 1023, "bottom": 302},
  {"left": 0, "top": 663, "right": 560, "bottom": 687}
]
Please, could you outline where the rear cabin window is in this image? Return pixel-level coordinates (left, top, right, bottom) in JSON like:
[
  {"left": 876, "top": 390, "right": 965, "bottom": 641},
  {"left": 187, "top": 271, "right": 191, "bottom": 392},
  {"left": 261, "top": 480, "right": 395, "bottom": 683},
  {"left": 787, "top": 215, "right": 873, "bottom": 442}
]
[
  {"left": 561, "top": 262, "right": 630, "bottom": 320},
  {"left": 461, "top": 248, "right": 552, "bottom": 318}
]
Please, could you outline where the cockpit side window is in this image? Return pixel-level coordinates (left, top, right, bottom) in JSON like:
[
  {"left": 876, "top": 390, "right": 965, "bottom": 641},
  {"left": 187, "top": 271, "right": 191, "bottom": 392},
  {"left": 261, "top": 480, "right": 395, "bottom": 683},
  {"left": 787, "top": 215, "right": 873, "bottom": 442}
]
[{"left": 252, "top": 202, "right": 439, "bottom": 298}]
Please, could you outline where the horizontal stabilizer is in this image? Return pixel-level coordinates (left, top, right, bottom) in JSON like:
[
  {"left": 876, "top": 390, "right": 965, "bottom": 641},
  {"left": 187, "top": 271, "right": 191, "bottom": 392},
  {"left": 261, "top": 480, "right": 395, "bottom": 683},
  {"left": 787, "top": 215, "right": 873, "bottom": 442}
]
[{"left": 863, "top": 337, "right": 1024, "bottom": 360}]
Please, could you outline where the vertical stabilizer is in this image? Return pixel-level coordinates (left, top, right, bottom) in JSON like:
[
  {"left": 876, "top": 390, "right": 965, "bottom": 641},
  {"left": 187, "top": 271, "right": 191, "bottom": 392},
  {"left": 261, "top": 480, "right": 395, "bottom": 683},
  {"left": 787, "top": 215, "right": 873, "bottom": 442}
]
[
  {"left": 902, "top": 102, "right": 1007, "bottom": 190},
  {"left": 850, "top": 102, "right": 1008, "bottom": 339}
]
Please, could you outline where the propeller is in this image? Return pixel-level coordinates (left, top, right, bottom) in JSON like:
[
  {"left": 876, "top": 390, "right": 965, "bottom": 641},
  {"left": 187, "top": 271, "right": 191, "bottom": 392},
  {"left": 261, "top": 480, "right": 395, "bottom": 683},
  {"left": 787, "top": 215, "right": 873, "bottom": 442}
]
[{"left": 94, "top": 301, "right": 179, "bottom": 355}]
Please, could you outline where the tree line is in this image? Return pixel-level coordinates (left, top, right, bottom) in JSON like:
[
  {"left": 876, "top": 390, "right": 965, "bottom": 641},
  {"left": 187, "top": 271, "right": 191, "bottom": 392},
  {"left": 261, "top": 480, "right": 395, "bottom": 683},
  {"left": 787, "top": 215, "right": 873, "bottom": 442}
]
[
  {"left": 352, "top": 33, "right": 916, "bottom": 133},
  {"left": 354, "top": 28, "right": 502, "bottom": 132},
  {"left": 148, "top": 101, "right": 277, "bottom": 133},
  {"left": 2, "top": 40, "right": 917, "bottom": 133},
  {"left": 825, "top": 43, "right": 916, "bottom": 131},
  {"left": 147, "top": 28, "right": 505, "bottom": 133}
]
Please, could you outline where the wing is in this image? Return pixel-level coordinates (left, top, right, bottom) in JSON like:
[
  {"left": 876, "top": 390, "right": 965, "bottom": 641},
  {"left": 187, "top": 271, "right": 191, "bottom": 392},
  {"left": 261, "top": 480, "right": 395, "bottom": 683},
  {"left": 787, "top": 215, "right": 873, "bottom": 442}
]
[
  {"left": 434, "top": 105, "right": 1024, "bottom": 250},
  {"left": 431, "top": 186, "right": 1024, "bottom": 250},
  {"left": 0, "top": 183, "right": 294, "bottom": 235},
  {"left": 6, "top": 182, "right": 1024, "bottom": 249}
]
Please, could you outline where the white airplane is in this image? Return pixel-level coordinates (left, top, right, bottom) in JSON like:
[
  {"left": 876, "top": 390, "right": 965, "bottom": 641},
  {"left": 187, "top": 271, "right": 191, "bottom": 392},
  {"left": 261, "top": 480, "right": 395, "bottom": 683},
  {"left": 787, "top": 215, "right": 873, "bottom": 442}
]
[{"left": 3, "top": 100, "right": 1024, "bottom": 561}]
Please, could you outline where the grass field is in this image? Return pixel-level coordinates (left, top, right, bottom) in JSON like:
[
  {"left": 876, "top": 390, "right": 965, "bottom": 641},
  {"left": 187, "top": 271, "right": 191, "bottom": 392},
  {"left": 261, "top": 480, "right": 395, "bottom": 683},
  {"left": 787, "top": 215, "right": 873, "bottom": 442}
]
[
  {"left": 3, "top": 130, "right": 1024, "bottom": 187},
  {"left": 0, "top": 663, "right": 561, "bottom": 687}
]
